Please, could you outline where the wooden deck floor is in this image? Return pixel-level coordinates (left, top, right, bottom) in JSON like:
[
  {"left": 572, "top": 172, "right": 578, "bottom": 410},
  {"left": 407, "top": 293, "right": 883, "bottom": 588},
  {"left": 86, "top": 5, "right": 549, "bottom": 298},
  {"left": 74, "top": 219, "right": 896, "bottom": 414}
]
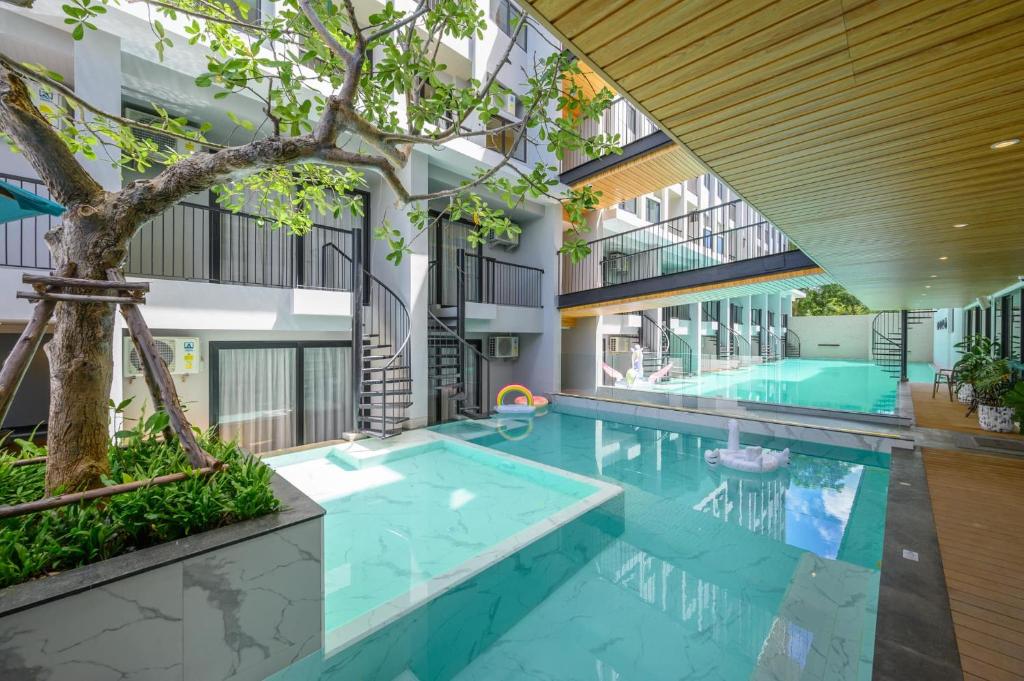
[
  {"left": 923, "top": 447, "right": 1024, "bottom": 681},
  {"left": 911, "top": 383, "right": 1024, "bottom": 440}
]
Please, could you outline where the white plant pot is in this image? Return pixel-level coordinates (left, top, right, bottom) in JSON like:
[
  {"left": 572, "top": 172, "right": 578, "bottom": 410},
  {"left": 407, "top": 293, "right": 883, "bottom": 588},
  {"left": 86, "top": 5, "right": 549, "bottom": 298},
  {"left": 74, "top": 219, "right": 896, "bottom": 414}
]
[
  {"left": 957, "top": 383, "right": 974, "bottom": 405},
  {"left": 978, "top": 405, "right": 1016, "bottom": 433}
]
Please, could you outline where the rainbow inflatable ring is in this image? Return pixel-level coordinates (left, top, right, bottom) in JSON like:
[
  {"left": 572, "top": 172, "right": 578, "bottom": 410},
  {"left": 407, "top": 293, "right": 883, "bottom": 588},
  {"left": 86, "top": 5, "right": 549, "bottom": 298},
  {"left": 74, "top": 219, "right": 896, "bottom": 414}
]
[{"left": 494, "top": 384, "right": 549, "bottom": 415}]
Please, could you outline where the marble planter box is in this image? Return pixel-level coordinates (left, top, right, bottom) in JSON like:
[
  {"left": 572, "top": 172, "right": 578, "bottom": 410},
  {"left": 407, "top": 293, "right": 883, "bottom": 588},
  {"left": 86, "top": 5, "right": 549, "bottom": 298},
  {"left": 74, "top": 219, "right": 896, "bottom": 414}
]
[{"left": 0, "top": 475, "right": 324, "bottom": 681}]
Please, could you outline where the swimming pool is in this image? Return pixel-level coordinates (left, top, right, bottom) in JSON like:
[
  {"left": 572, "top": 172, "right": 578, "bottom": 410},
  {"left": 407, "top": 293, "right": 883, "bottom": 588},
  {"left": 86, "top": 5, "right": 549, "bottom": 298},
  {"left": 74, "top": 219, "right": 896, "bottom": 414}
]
[
  {"left": 273, "top": 407, "right": 889, "bottom": 681},
  {"left": 633, "top": 358, "right": 935, "bottom": 414}
]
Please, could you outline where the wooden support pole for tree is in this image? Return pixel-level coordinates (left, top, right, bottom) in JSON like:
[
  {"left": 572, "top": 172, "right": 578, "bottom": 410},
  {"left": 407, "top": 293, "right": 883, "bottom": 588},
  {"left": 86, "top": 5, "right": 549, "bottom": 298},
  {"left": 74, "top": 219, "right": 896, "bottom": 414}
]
[
  {"left": 0, "top": 466, "right": 219, "bottom": 519},
  {"left": 0, "top": 294, "right": 56, "bottom": 431},
  {"left": 16, "top": 291, "right": 145, "bottom": 305},
  {"left": 108, "top": 269, "right": 217, "bottom": 469},
  {"left": 22, "top": 273, "right": 150, "bottom": 291}
]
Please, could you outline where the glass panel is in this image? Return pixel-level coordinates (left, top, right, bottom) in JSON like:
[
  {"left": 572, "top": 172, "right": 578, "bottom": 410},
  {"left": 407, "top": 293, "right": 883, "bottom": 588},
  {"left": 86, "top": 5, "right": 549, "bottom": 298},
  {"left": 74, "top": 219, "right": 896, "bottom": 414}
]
[
  {"left": 303, "top": 346, "right": 352, "bottom": 442},
  {"left": 217, "top": 347, "right": 296, "bottom": 453}
]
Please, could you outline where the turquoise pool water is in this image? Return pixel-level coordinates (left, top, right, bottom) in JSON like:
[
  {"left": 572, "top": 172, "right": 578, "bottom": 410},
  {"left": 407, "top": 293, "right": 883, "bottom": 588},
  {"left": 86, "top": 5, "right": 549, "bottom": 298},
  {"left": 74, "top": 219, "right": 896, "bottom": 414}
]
[
  {"left": 274, "top": 408, "right": 889, "bottom": 681},
  {"left": 640, "top": 358, "right": 935, "bottom": 414},
  {"left": 268, "top": 439, "right": 598, "bottom": 634}
]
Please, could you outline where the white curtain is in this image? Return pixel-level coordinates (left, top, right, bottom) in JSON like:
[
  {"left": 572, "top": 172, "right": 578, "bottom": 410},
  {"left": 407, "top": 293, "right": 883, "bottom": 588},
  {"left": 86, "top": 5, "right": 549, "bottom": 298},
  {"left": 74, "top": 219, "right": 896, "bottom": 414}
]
[
  {"left": 217, "top": 347, "right": 297, "bottom": 453},
  {"left": 303, "top": 346, "right": 351, "bottom": 442}
]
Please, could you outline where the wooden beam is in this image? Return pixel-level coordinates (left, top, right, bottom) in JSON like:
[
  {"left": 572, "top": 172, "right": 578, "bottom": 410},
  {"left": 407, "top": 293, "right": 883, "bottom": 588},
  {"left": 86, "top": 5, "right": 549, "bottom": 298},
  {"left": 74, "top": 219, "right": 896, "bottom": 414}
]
[
  {"left": 16, "top": 291, "right": 145, "bottom": 305},
  {"left": 0, "top": 466, "right": 220, "bottom": 519},
  {"left": 22, "top": 273, "right": 151, "bottom": 291}
]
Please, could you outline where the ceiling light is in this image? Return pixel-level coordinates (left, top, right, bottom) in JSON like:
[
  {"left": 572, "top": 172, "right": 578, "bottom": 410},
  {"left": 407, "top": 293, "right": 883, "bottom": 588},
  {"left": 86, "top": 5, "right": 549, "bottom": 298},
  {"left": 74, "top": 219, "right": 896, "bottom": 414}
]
[
  {"left": 930, "top": 274, "right": 938, "bottom": 278},
  {"left": 939, "top": 256, "right": 948, "bottom": 260},
  {"left": 991, "top": 138, "right": 1020, "bottom": 149},
  {"left": 953, "top": 223, "right": 968, "bottom": 229}
]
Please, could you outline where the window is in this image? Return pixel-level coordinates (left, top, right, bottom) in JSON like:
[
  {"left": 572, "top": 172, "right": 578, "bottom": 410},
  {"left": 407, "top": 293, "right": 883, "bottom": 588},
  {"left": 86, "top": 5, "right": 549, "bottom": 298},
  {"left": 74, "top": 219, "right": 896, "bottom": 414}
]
[
  {"left": 751, "top": 308, "right": 762, "bottom": 325},
  {"left": 417, "top": 82, "right": 455, "bottom": 129},
  {"left": 495, "top": 0, "right": 528, "bottom": 50},
  {"left": 485, "top": 112, "right": 526, "bottom": 162},
  {"left": 619, "top": 197, "right": 638, "bottom": 214},
  {"left": 210, "top": 341, "right": 352, "bottom": 453},
  {"left": 716, "top": 181, "right": 725, "bottom": 201},
  {"left": 703, "top": 174, "right": 712, "bottom": 190},
  {"left": 701, "top": 301, "right": 719, "bottom": 322},
  {"left": 703, "top": 227, "right": 712, "bottom": 250},
  {"left": 716, "top": 235, "right": 725, "bottom": 255},
  {"left": 728, "top": 203, "right": 736, "bottom": 222},
  {"left": 646, "top": 197, "right": 661, "bottom": 224}
]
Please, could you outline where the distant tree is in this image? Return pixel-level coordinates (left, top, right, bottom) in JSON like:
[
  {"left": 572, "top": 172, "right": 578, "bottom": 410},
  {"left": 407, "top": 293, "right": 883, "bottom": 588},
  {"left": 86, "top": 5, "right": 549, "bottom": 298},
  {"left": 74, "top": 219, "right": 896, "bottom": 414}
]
[{"left": 794, "top": 284, "right": 870, "bottom": 316}]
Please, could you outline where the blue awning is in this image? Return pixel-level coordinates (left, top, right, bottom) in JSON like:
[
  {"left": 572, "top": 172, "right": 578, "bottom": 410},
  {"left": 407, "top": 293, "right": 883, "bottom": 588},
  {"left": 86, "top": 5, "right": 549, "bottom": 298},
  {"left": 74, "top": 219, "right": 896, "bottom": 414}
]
[{"left": 0, "top": 179, "right": 65, "bottom": 224}]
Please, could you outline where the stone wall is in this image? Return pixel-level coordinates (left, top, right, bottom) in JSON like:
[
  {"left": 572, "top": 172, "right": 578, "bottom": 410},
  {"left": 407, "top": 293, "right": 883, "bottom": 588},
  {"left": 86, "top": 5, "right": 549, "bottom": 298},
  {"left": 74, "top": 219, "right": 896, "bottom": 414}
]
[{"left": 0, "top": 476, "right": 324, "bottom": 681}]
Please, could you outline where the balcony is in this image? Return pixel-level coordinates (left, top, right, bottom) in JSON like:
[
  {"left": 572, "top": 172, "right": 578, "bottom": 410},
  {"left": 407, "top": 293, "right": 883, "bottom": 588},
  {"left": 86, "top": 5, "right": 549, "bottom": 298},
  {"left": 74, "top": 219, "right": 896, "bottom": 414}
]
[
  {"left": 0, "top": 173, "right": 358, "bottom": 292},
  {"left": 559, "top": 202, "right": 825, "bottom": 316},
  {"left": 558, "top": 98, "right": 705, "bottom": 208},
  {"left": 430, "top": 248, "right": 544, "bottom": 310},
  {"left": 560, "top": 97, "right": 661, "bottom": 175}
]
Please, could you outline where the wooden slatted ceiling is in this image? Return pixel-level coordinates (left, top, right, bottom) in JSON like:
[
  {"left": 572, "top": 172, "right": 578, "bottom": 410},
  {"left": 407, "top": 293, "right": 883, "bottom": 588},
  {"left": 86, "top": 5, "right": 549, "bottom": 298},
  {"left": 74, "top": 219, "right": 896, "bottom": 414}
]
[
  {"left": 527, "top": 0, "right": 1024, "bottom": 309},
  {"left": 587, "top": 145, "right": 707, "bottom": 209},
  {"left": 559, "top": 268, "right": 830, "bottom": 318}
]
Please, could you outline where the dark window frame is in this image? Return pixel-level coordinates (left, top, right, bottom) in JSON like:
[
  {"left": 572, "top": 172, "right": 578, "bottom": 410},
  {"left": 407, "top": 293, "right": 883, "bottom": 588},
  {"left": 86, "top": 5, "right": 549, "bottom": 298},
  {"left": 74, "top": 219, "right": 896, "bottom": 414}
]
[
  {"left": 209, "top": 339, "right": 352, "bottom": 449},
  {"left": 495, "top": 0, "right": 528, "bottom": 50}
]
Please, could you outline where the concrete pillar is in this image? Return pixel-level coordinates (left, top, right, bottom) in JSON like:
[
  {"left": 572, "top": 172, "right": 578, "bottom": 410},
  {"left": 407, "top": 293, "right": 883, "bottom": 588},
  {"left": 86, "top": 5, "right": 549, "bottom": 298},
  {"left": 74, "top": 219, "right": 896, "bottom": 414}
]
[
  {"left": 74, "top": 31, "right": 121, "bottom": 190},
  {"left": 561, "top": 316, "right": 601, "bottom": 393},
  {"left": 403, "top": 152, "right": 430, "bottom": 427},
  {"left": 74, "top": 31, "right": 123, "bottom": 433}
]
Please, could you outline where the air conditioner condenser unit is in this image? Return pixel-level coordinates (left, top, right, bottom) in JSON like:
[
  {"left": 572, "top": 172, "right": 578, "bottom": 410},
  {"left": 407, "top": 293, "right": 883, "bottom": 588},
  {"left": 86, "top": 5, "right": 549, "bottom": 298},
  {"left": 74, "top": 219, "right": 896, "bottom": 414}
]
[
  {"left": 123, "top": 337, "right": 200, "bottom": 377},
  {"left": 488, "top": 335, "right": 519, "bottom": 359}
]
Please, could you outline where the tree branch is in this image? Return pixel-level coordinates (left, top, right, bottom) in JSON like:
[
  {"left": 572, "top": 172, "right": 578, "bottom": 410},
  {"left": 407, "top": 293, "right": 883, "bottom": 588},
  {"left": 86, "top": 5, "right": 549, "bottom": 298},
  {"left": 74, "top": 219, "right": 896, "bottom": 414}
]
[
  {"left": 0, "top": 61, "right": 102, "bottom": 207},
  {"left": 365, "top": 2, "right": 429, "bottom": 45},
  {"left": 0, "top": 53, "right": 221, "bottom": 150},
  {"left": 296, "top": 0, "right": 353, "bottom": 62}
]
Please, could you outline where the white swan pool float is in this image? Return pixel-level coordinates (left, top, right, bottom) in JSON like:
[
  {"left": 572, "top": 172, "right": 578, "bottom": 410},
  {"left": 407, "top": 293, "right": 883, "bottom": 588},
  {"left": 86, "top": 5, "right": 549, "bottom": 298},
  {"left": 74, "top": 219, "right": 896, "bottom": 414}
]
[{"left": 704, "top": 419, "right": 789, "bottom": 473}]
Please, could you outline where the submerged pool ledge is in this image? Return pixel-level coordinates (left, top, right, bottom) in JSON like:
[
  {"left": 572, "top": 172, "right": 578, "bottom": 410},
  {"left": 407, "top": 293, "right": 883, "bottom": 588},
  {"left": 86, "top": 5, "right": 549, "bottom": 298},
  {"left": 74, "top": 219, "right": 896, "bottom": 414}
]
[{"left": 265, "top": 430, "right": 624, "bottom": 665}]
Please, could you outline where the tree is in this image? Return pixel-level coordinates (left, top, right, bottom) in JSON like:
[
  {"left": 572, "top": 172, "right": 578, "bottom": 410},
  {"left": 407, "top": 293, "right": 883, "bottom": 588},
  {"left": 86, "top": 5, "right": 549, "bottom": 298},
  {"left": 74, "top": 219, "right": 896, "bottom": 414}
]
[
  {"left": 794, "top": 284, "right": 870, "bottom": 316},
  {"left": 0, "top": 0, "right": 617, "bottom": 492}
]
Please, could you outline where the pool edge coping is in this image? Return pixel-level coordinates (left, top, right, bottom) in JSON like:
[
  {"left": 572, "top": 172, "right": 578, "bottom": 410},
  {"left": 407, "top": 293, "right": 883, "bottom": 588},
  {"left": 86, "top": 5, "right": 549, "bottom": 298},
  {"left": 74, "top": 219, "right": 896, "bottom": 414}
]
[
  {"left": 551, "top": 392, "right": 915, "bottom": 452},
  {"left": 872, "top": 446, "right": 963, "bottom": 681},
  {"left": 311, "top": 430, "right": 624, "bottom": 658}
]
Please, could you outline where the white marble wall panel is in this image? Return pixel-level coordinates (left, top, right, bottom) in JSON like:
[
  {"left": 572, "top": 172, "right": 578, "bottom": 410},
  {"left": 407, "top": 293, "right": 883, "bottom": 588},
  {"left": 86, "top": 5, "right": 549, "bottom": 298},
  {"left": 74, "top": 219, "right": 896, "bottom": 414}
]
[{"left": 0, "top": 517, "right": 323, "bottom": 681}]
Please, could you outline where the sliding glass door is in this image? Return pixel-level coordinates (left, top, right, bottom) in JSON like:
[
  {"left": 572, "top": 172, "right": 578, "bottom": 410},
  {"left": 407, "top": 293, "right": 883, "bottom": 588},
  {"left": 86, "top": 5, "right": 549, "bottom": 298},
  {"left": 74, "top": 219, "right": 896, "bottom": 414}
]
[{"left": 211, "top": 341, "right": 351, "bottom": 453}]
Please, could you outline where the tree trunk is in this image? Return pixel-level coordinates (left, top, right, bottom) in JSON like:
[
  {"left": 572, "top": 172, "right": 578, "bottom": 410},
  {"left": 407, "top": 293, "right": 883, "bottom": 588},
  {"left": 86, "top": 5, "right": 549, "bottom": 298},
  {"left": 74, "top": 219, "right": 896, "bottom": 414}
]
[{"left": 42, "top": 212, "right": 123, "bottom": 494}]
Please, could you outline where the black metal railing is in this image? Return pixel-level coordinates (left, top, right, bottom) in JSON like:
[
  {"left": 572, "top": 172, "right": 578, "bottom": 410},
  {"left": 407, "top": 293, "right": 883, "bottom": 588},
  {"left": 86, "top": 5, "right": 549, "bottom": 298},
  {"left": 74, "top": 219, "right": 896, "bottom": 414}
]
[
  {"left": 463, "top": 251, "right": 544, "bottom": 307},
  {"left": 356, "top": 261, "right": 412, "bottom": 438},
  {"left": 784, "top": 328, "right": 802, "bottom": 358},
  {"left": 561, "top": 97, "right": 659, "bottom": 172},
  {"left": 0, "top": 173, "right": 57, "bottom": 270},
  {"left": 126, "top": 202, "right": 356, "bottom": 290},
  {"left": 560, "top": 201, "right": 789, "bottom": 295},
  {"left": 0, "top": 174, "right": 357, "bottom": 292}
]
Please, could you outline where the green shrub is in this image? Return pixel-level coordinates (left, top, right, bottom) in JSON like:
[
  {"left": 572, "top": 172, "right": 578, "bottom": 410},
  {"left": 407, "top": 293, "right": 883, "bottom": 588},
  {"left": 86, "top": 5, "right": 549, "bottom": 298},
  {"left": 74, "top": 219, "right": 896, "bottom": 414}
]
[{"left": 0, "top": 418, "right": 279, "bottom": 589}]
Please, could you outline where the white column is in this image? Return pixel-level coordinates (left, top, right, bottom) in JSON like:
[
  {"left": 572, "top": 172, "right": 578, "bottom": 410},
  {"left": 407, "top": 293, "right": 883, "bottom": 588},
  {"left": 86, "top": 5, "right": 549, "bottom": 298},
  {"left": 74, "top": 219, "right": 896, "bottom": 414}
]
[
  {"left": 403, "top": 152, "right": 430, "bottom": 428},
  {"left": 74, "top": 31, "right": 121, "bottom": 190},
  {"left": 75, "top": 31, "right": 124, "bottom": 433}
]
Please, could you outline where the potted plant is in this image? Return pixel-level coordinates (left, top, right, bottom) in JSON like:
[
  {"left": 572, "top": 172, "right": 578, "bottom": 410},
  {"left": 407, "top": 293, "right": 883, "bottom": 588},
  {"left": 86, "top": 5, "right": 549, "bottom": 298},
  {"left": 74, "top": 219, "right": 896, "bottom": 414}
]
[
  {"left": 1004, "top": 379, "right": 1024, "bottom": 432},
  {"left": 952, "top": 335, "right": 999, "bottom": 404},
  {"left": 972, "top": 358, "right": 1016, "bottom": 432}
]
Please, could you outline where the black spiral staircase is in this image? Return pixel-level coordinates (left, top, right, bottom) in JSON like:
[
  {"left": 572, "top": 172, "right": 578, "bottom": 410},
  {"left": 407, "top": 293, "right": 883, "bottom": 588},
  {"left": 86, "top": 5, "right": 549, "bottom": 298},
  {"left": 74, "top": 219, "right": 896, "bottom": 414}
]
[
  {"left": 871, "top": 310, "right": 934, "bottom": 378},
  {"left": 783, "top": 328, "right": 801, "bottom": 358},
  {"left": 356, "top": 270, "right": 412, "bottom": 437},
  {"left": 639, "top": 312, "right": 693, "bottom": 378},
  {"left": 760, "top": 327, "right": 781, "bottom": 363},
  {"left": 701, "top": 304, "right": 751, "bottom": 367},
  {"left": 427, "top": 255, "right": 491, "bottom": 423}
]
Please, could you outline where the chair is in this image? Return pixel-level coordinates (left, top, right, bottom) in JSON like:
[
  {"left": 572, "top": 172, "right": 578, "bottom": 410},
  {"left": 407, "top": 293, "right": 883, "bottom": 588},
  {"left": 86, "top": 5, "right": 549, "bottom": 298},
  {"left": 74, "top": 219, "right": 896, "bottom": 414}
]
[{"left": 933, "top": 368, "right": 956, "bottom": 400}]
